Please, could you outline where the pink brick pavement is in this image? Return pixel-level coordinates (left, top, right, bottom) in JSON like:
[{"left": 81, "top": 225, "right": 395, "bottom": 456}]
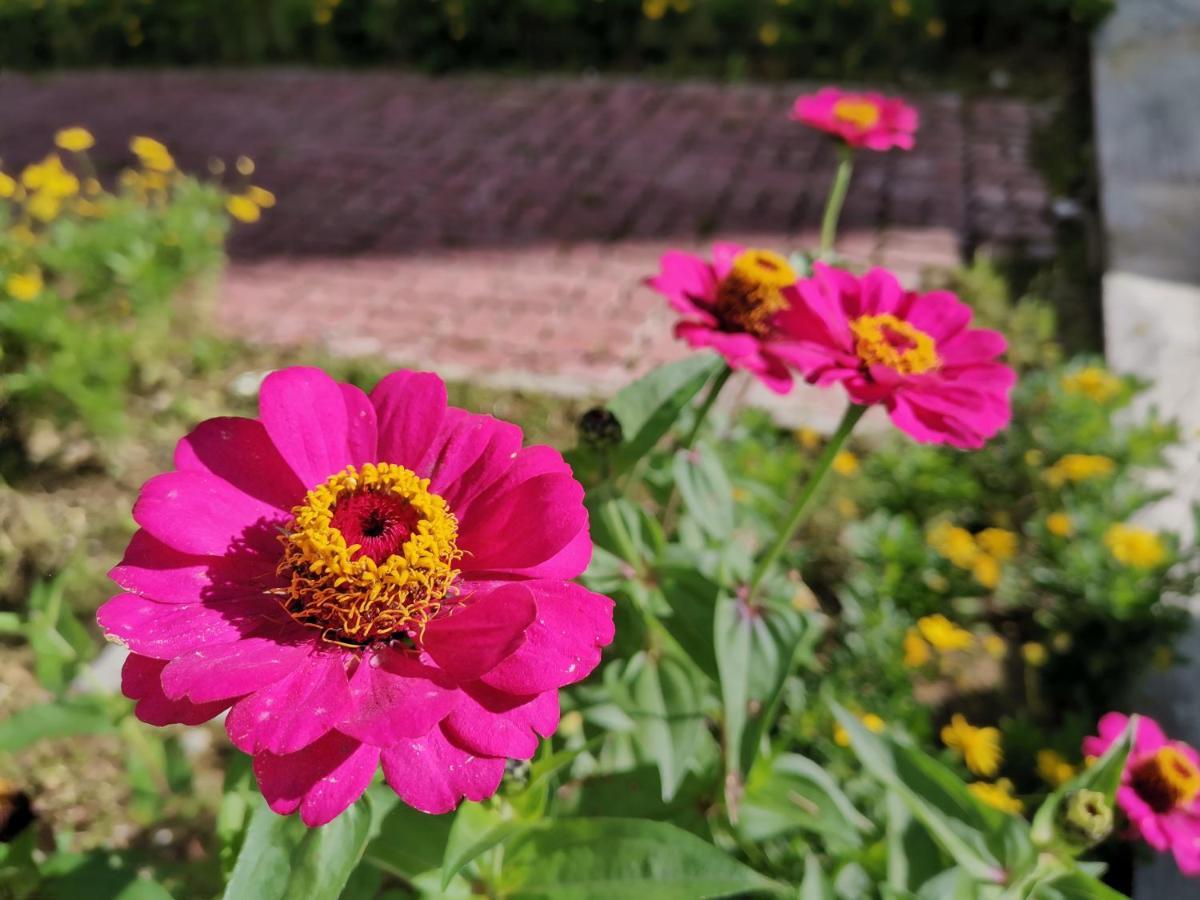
[{"left": 0, "top": 72, "right": 1052, "bottom": 406}]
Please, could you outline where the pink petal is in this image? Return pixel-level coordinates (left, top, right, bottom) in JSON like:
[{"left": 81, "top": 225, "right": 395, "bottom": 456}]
[
  {"left": 1136, "top": 715, "right": 1170, "bottom": 753},
  {"left": 258, "top": 367, "right": 355, "bottom": 489},
  {"left": 453, "top": 443, "right": 573, "bottom": 525},
  {"left": 381, "top": 725, "right": 505, "bottom": 815},
  {"left": 422, "top": 583, "right": 537, "bottom": 681},
  {"left": 255, "top": 730, "right": 380, "bottom": 827},
  {"left": 160, "top": 628, "right": 314, "bottom": 703},
  {"left": 110, "top": 529, "right": 279, "bottom": 605},
  {"left": 174, "top": 416, "right": 305, "bottom": 511},
  {"left": 476, "top": 580, "right": 615, "bottom": 695},
  {"left": 441, "top": 684, "right": 559, "bottom": 760},
  {"left": 1163, "top": 812, "right": 1200, "bottom": 875},
  {"left": 99, "top": 592, "right": 272, "bottom": 659},
  {"left": 646, "top": 251, "right": 720, "bottom": 319},
  {"left": 711, "top": 242, "right": 743, "bottom": 280},
  {"left": 122, "top": 654, "right": 232, "bottom": 726},
  {"left": 423, "top": 408, "right": 524, "bottom": 512},
  {"left": 905, "top": 290, "right": 974, "bottom": 342},
  {"left": 336, "top": 649, "right": 459, "bottom": 746},
  {"left": 457, "top": 473, "right": 587, "bottom": 575},
  {"left": 227, "top": 652, "right": 353, "bottom": 755},
  {"left": 340, "top": 383, "right": 379, "bottom": 468},
  {"left": 938, "top": 329, "right": 1007, "bottom": 366},
  {"left": 371, "top": 370, "right": 448, "bottom": 472},
  {"left": 133, "top": 470, "right": 286, "bottom": 558}
]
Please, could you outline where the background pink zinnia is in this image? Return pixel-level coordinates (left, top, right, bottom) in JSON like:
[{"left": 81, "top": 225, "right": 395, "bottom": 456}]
[
  {"left": 790, "top": 87, "right": 918, "bottom": 151},
  {"left": 1084, "top": 712, "right": 1200, "bottom": 877},
  {"left": 647, "top": 242, "right": 803, "bottom": 394},
  {"left": 101, "top": 366, "right": 614, "bottom": 825},
  {"left": 774, "top": 263, "right": 1014, "bottom": 449}
]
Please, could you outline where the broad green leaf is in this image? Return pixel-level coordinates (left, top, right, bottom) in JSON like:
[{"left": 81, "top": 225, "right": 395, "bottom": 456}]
[
  {"left": 1031, "top": 718, "right": 1135, "bottom": 849},
  {"left": 607, "top": 356, "right": 723, "bottom": 474},
  {"left": 0, "top": 697, "right": 114, "bottom": 752},
  {"left": 441, "top": 802, "right": 531, "bottom": 890},
  {"left": 499, "top": 817, "right": 781, "bottom": 898},
  {"left": 657, "top": 567, "right": 721, "bottom": 682},
  {"left": 886, "top": 791, "right": 947, "bottom": 892},
  {"left": 672, "top": 443, "right": 734, "bottom": 541},
  {"left": 800, "top": 853, "right": 835, "bottom": 900},
  {"left": 363, "top": 800, "right": 455, "bottom": 882},
  {"left": 832, "top": 705, "right": 1009, "bottom": 885},
  {"left": 1028, "top": 869, "right": 1126, "bottom": 900},
  {"left": 114, "top": 880, "right": 174, "bottom": 900},
  {"left": 629, "top": 651, "right": 708, "bottom": 801},
  {"left": 740, "top": 753, "right": 869, "bottom": 847}
]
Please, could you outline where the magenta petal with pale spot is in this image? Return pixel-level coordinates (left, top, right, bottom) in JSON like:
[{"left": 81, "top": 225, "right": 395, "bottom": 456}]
[
  {"left": 790, "top": 86, "right": 919, "bottom": 151},
  {"left": 99, "top": 367, "right": 613, "bottom": 826}
]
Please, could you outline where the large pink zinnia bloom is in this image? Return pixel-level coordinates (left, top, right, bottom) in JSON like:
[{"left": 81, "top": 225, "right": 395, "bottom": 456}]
[
  {"left": 647, "top": 242, "right": 803, "bottom": 394},
  {"left": 774, "top": 263, "right": 1014, "bottom": 449},
  {"left": 790, "top": 87, "right": 918, "bottom": 151},
  {"left": 100, "top": 367, "right": 614, "bottom": 826},
  {"left": 1085, "top": 713, "right": 1200, "bottom": 877}
]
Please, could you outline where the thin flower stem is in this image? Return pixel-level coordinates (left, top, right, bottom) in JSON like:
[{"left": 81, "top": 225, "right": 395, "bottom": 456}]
[
  {"left": 819, "top": 146, "right": 855, "bottom": 259},
  {"left": 748, "top": 403, "right": 867, "bottom": 598},
  {"left": 682, "top": 365, "right": 734, "bottom": 451}
]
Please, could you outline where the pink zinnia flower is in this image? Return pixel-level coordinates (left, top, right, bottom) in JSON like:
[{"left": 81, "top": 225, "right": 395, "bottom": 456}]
[
  {"left": 775, "top": 263, "right": 1014, "bottom": 449},
  {"left": 647, "top": 242, "right": 803, "bottom": 394},
  {"left": 1084, "top": 713, "right": 1200, "bottom": 876},
  {"left": 100, "top": 367, "right": 614, "bottom": 826},
  {"left": 790, "top": 87, "right": 918, "bottom": 151}
]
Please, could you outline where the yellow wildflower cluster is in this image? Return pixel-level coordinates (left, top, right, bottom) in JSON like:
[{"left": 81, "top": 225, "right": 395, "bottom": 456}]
[
  {"left": 926, "top": 522, "right": 1017, "bottom": 589},
  {"left": 941, "top": 714, "right": 1002, "bottom": 777},
  {"left": 314, "top": 0, "right": 342, "bottom": 25},
  {"left": 904, "top": 613, "right": 975, "bottom": 668},
  {"left": 1104, "top": 523, "right": 1167, "bottom": 569},
  {"left": 969, "top": 779, "right": 1024, "bottom": 814},
  {"left": 1036, "top": 749, "right": 1076, "bottom": 787},
  {"left": 833, "top": 712, "right": 885, "bottom": 747},
  {"left": 1061, "top": 366, "right": 1122, "bottom": 404},
  {"left": 1046, "top": 512, "right": 1074, "bottom": 537},
  {"left": 832, "top": 450, "right": 859, "bottom": 476},
  {"left": 1044, "top": 453, "right": 1116, "bottom": 488},
  {"left": 643, "top": 0, "right": 691, "bottom": 19}
]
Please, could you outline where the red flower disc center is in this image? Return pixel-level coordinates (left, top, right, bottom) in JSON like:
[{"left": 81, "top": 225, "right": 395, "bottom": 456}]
[{"left": 330, "top": 491, "right": 423, "bottom": 563}]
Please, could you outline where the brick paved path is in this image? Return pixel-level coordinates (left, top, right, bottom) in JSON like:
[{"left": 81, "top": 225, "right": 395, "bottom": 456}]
[{"left": 0, "top": 72, "right": 1052, "bottom": 404}]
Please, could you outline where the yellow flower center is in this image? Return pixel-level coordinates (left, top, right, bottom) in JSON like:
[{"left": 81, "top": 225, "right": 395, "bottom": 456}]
[
  {"left": 713, "top": 248, "right": 796, "bottom": 337},
  {"left": 275, "top": 463, "right": 462, "bottom": 646},
  {"left": 850, "top": 313, "right": 940, "bottom": 375},
  {"left": 832, "top": 98, "right": 882, "bottom": 129},
  {"left": 1131, "top": 746, "right": 1200, "bottom": 813}
]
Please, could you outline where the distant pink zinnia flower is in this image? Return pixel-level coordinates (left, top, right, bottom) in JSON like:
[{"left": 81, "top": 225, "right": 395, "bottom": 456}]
[
  {"left": 775, "top": 263, "right": 1014, "bottom": 449},
  {"left": 1085, "top": 713, "right": 1200, "bottom": 877},
  {"left": 647, "top": 242, "right": 803, "bottom": 394},
  {"left": 101, "top": 367, "right": 613, "bottom": 826},
  {"left": 790, "top": 87, "right": 918, "bottom": 151}
]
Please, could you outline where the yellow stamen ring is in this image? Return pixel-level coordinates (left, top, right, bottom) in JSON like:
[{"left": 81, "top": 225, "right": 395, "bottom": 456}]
[{"left": 849, "top": 313, "right": 940, "bottom": 375}]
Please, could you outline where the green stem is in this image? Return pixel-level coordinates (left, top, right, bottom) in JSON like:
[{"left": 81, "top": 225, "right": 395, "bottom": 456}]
[
  {"left": 748, "top": 403, "right": 866, "bottom": 597},
  {"left": 819, "top": 146, "right": 855, "bottom": 259},
  {"left": 682, "top": 365, "right": 734, "bottom": 450}
]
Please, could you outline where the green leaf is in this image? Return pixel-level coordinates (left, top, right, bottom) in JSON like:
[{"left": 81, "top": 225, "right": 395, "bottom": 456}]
[
  {"left": 0, "top": 697, "right": 114, "bottom": 752},
  {"left": 672, "top": 443, "right": 734, "bottom": 541},
  {"left": 1031, "top": 717, "right": 1136, "bottom": 849},
  {"left": 832, "top": 705, "right": 1009, "bottom": 885},
  {"left": 499, "top": 817, "right": 781, "bottom": 898},
  {"left": 441, "top": 802, "right": 531, "bottom": 891},
  {"left": 1028, "top": 868, "right": 1126, "bottom": 900},
  {"left": 886, "top": 792, "right": 947, "bottom": 892},
  {"left": 657, "top": 567, "right": 722, "bottom": 682},
  {"left": 740, "top": 753, "right": 869, "bottom": 846},
  {"left": 608, "top": 356, "right": 722, "bottom": 474},
  {"left": 363, "top": 800, "right": 455, "bottom": 883},
  {"left": 222, "top": 794, "right": 373, "bottom": 900},
  {"left": 800, "top": 853, "right": 835, "bottom": 900},
  {"left": 114, "top": 879, "right": 174, "bottom": 900},
  {"left": 629, "top": 652, "right": 708, "bottom": 801}
]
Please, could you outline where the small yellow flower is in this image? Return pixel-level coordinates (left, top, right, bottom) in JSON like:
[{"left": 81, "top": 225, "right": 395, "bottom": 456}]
[
  {"left": 927, "top": 522, "right": 979, "bottom": 569},
  {"left": 1024, "top": 448, "right": 1043, "bottom": 467},
  {"left": 226, "top": 195, "right": 261, "bottom": 223},
  {"left": 131, "top": 136, "right": 175, "bottom": 172},
  {"left": 247, "top": 186, "right": 276, "bottom": 208},
  {"left": 1037, "top": 749, "right": 1076, "bottom": 787},
  {"left": 55, "top": 127, "right": 95, "bottom": 152},
  {"left": 1104, "top": 523, "right": 1166, "bottom": 569},
  {"left": 1051, "top": 631, "right": 1072, "bottom": 653},
  {"left": 1045, "top": 454, "right": 1116, "bottom": 488},
  {"left": 1062, "top": 366, "right": 1122, "bottom": 404},
  {"left": 83, "top": 177, "right": 102, "bottom": 195},
  {"left": 758, "top": 22, "right": 781, "bottom": 46},
  {"left": 1046, "top": 512, "right": 1074, "bottom": 537},
  {"left": 642, "top": 0, "right": 668, "bottom": 19},
  {"left": 890, "top": 0, "right": 911, "bottom": 16},
  {"left": 236, "top": 155, "right": 256, "bottom": 176},
  {"left": 1022, "top": 642, "right": 1047, "bottom": 667},
  {"left": 832, "top": 450, "right": 859, "bottom": 476},
  {"left": 926, "top": 16, "right": 946, "bottom": 38},
  {"left": 942, "top": 714, "right": 1002, "bottom": 777},
  {"left": 903, "top": 629, "right": 931, "bottom": 668},
  {"left": 834, "top": 712, "right": 885, "bottom": 747},
  {"left": 976, "top": 528, "right": 1017, "bottom": 561},
  {"left": 972, "top": 554, "right": 1001, "bottom": 589},
  {"left": 6, "top": 267, "right": 44, "bottom": 301},
  {"left": 983, "top": 633, "right": 1007, "bottom": 659},
  {"left": 26, "top": 192, "right": 62, "bottom": 223},
  {"left": 0, "top": 172, "right": 15, "bottom": 197},
  {"left": 969, "top": 779, "right": 1024, "bottom": 814},
  {"left": 794, "top": 426, "right": 821, "bottom": 450},
  {"left": 917, "top": 614, "right": 973, "bottom": 652},
  {"left": 9, "top": 225, "right": 36, "bottom": 245}
]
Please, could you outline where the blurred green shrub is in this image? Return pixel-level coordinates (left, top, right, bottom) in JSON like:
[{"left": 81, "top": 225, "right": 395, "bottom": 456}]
[{"left": 0, "top": 0, "right": 1113, "bottom": 85}]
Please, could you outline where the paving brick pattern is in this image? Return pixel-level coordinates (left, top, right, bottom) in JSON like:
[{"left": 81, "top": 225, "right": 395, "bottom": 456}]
[{"left": 0, "top": 72, "right": 1053, "bottom": 401}]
